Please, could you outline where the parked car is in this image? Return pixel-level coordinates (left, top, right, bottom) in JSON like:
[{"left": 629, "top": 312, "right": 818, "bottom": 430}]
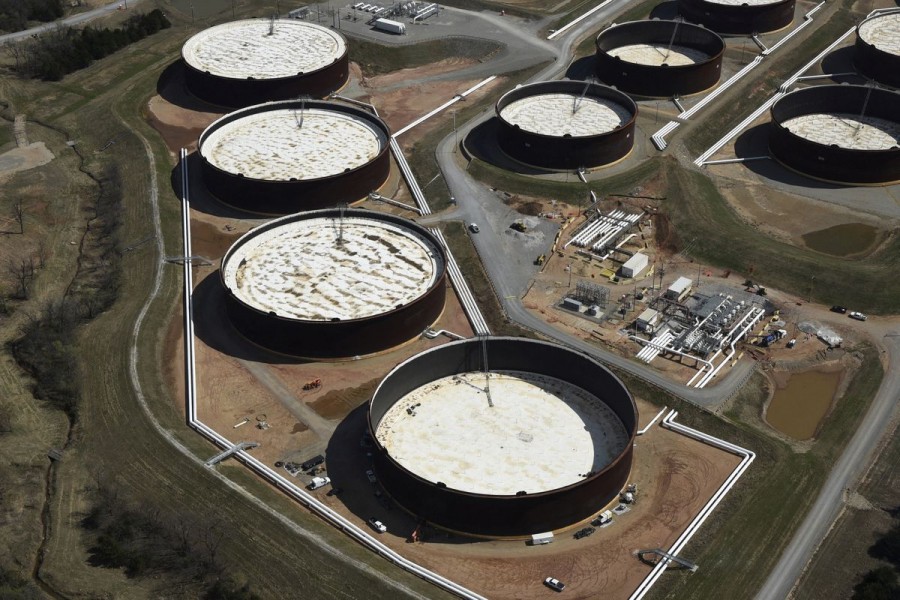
[
  {"left": 573, "top": 526, "right": 595, "bottom": 539},
  {"left": 469, "top": 223, "right": 480, "bottom": 233},
  {"left": 849, "top": 311, "right": 868, "bottom": 321},
  {"left": 544, "top": 577, "right": 566, "bottom": 592},
  {"left": 830, "top": 305, "right": 848, "bottom": 314},
  {"left": 365, "top": 469, "right": 377, "bottom": 483},
  {"left": 300, "top": 454, "right": 325, "bottom": 471},
  {"left": 368, "top": 517, "right": 387, "bottom": 533}
]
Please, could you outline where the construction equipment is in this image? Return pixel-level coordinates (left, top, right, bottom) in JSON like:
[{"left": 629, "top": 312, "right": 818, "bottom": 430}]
[{"left": 303, "top": 378, "right": 322, "bottom": 391}]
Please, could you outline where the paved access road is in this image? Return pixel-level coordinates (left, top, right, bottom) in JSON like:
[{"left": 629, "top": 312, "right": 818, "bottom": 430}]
[{"left": 0, "top": 0, "right": 149, "bottom": 44}]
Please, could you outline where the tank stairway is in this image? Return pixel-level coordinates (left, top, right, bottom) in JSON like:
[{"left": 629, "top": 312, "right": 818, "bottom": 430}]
[
  {"left": 636, "top": 548, "right": 698, "bottom": 572},
  {"left": 205, "top": 441, "right": 259, "bottom": 467}
]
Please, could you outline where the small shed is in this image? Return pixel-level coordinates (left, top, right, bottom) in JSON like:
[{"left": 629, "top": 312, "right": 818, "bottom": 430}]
[
  {"left": 621, "top": 252, "right": 648, "bottom": 278},
  {"left": 665, "top": 276, "right": 693, "bottom": 302},
  {"left": 636, "top": 308, "right": 660, "bottom": 333}
]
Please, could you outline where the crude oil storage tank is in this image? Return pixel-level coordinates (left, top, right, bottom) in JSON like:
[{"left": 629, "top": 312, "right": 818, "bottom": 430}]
[
  {"left": 368, "top": 337, "right": 638, "bottom": 537},
  {"left": 595, "top": 20, "right": 725, "bottom": 97},
  {"left": 220, "top": 209, "right": 447, "bottom": 359},
  {"left": 494, "top": 80, "right": 637, "bottom": 170},
  {"left": 677, "top": 0, "right": 795, "bottom": 35},
  {"left": 198, "top": 100, "right": 391, "bottom": 215},
  {"left": 181, "top": 19, "right": 348, "bottom": 107},
  {"left": 768, "top": 85, "right": 900, "bottom": 185},
  {"left": 854, "top": 12, "right": 900, "bottom": 88}
]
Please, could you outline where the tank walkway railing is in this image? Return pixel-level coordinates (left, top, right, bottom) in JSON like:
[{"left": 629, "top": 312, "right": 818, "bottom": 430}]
[
  {"left": 651, "top": 1, "right": 825, "bottom": 151},
  {"left": 629, "top": 410, "right": 755, "bottom": 599},
  {"left": 177, "top": 149, "right": 487, "bottom": 600},
  {"left": 694, "top": 6, "right": 897, "bottom": 166},
  {"left": 636, "top": 548, "right": 698, "bottom": 571},
  {"left": 430, "top": 228, "right": 491, "bottom": 335},
  {"left": 205, "top": 441, "right": 259, "bottom": 467}
]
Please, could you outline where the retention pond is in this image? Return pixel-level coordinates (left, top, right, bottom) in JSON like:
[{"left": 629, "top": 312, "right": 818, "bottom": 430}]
[{"left": 766, "top": 369, "right": 842, "bottom": 440}]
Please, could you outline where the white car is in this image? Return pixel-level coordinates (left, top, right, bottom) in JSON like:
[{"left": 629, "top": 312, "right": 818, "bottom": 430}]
[
  {"left": 544, "top": 577, "right": 565, "bottom": 592},
  {"left": 469, "top": 223, "right": 480, "bottom": 233},
  {"left": 368, "top": 517, "right": 387, "bottom": 533},
  {"left": 848, "top": 311, "right": 868, "bottom": 321}
]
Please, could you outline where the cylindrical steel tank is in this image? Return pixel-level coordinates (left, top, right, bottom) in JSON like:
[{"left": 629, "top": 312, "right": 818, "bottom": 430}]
[
  {"left": 854, "top": 13, "right": 900, "bottom": 88},
  {"left": 769, "top": 85, "right": 900, "bottom": 185},
  {"left": 368, "top": 337, "right": 638, "bottom": 538},
  {"left": 595, "top": 20, "right": 725, "bottom": 97},
  {"left": 220, "top": 209, "right": 447, "bottom": 359},
  {"left": 678, "top": 0, "right": 795, "bottom": 35},
  {"left": 198, "top": 100, "right": 391, "bottom": 215},
  {"left": 494, "top": 80, "right": 637, "bottom": 170},
  {"left": 182, "top": 19, "right": 349, "bottom": 107}
]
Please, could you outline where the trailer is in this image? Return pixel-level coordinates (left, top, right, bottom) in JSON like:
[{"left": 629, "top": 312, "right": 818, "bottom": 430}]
[
  {"left": 373, "top": 17, "right": 406, "bottom": 34},
  {"left": 531, "top": 532, "right": 554, "bottom": 545}
]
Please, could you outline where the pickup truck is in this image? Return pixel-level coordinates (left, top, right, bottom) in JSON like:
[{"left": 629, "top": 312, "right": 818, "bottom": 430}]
[{"left": 307, "top": 476, "right": 331, "bottom": 490}]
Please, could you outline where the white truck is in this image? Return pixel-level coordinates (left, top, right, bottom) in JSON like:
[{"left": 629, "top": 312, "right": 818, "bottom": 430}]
[
  {"left": 307, "top": 476, "right": 331, "bottom": 490},
  {"left": 373, "top": 18, "right": 406, "bottom": 35}
]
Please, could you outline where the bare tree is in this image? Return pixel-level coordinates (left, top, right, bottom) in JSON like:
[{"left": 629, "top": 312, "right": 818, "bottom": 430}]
[
  {"left": 7, "top": 256, "right": 34, "bottom": 298},
  {"left": 14, "top": 202, "right": 23, "bottom": 234}
]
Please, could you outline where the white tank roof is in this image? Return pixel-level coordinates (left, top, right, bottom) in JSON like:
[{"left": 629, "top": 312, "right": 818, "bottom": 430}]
[
  {"left": 607, "top": 43, "right": 709, "bottom": 66},
  {"left": 223, "top": 216, "right": 441, "bottom": 321},
  {"left": 182, "top": 19, "right": 346, "bottom": 79},
  {"left": 859, "top": 13, "right": 900, "bottom": 56},
  {"left": 201, "top": 106, "right": 387, "bottom": 181},
  {"left": 375, "top": 371, "right": 629, "bottom": 495},
  {"left": 783, "top": 113, "right": 900, "bottom": 151},
  {"left": 500, "top": 93, "right": 632, "bottom": 137}
]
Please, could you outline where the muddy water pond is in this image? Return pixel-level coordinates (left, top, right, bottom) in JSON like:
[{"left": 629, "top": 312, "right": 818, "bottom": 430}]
[
  {"left": 766, "top": 370, "right": 842, "bottom": 440},
  {"left": 801, "top": 223, "right": 878, "bottom": 257}
]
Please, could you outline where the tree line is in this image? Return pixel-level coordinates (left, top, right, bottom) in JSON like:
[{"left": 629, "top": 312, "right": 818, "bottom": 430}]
[
  {"left": 0, "top": 0, "right": 63, "bottom": 34},
  {"left": 6, "top": 9, "right": 170, "bottom": 81},
  {"left": 852, "top": 518, "right": 900, "bottom": 599},
  {"left": 85, "top": 480, "right": 260, "bottom": 599}
]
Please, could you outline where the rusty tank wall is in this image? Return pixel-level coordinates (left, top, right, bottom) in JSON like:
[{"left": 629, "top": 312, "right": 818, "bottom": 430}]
[
  {"left": 182, "top": 51, "right": 349, "bottom": 108},
  {"left": 769, "top": 85, "right": 900, "bottom": 185},
  {"left": 368, "top": 337, "right": 638, "bottom": 537},
  {"left": 198, "top": 100, "right": 391, "bottom": 216},
  {"left": 678, "top": 0, "right": 796, "bottom": 34},
  {"left": 595, "top": 20, "right": 725, "bottom": 97},
  {"left": 494, "top": 80, "right": 637, "bottom": 170},
  {"left": 220, "top": 209, "right": 447, "bottom": 360},
  {"left": 854, "top": 17, "right": 900, "bottom": 88}
]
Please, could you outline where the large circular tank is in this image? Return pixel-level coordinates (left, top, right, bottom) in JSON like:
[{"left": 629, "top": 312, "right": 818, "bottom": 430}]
[
  {"left": 854, "top": 12, "right": 900, "bottom": 88},
  {"left": 494, "top": 80, "right": 637, "bottom": 170},
  {"left": 182, "top": 19, "right": 349, "bottom": 107},
  {"left": 595, "top": 20, "right": 725, "bottom": 97},
  {"left": 220, "top": 209, "right": 447, "bottom": 359},
  {"left": 368, "top": 337, "right": 638, "bottom": 537},
  {"left": 678, "top": 0, "right": 795, "bottom": 35},
  {"left": 769, "top": 85, "right": 900, "bottom": 185},
  {"left": 198, "top": 100, "right": 391, "bottom": 215}
]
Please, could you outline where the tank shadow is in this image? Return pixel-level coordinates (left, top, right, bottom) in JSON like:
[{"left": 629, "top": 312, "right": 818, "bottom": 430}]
[
  {"left": 733, "top": 124, "right": 845, "bottom": 190},
  {"left": 462, "top": 118, "right": 560, "bottom": 176},
  {"left": 191, "top": 271, "right": 308, "bottom": 365},
  {"left": 171, "top": 151, "right": 266, "bottom": 219},
  {"left": 649, "top": 1, "right": 680, "bottom": 20},
  {"left": 324, "top": 404, "right": 484, "bottom": 545},
  {"left": 157, "top": 60, "right": 229, "bottom": 114},
  {"left": 820, "top": 47, "right": 870, "bottom": 85},
  {"left": 565, "top": 55, "right": 598, "bottom": 81}
]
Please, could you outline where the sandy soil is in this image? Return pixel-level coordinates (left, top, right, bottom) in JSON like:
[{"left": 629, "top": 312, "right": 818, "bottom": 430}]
[{"left": 0, "top": 143, "right": 55, "bottom": 181}]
